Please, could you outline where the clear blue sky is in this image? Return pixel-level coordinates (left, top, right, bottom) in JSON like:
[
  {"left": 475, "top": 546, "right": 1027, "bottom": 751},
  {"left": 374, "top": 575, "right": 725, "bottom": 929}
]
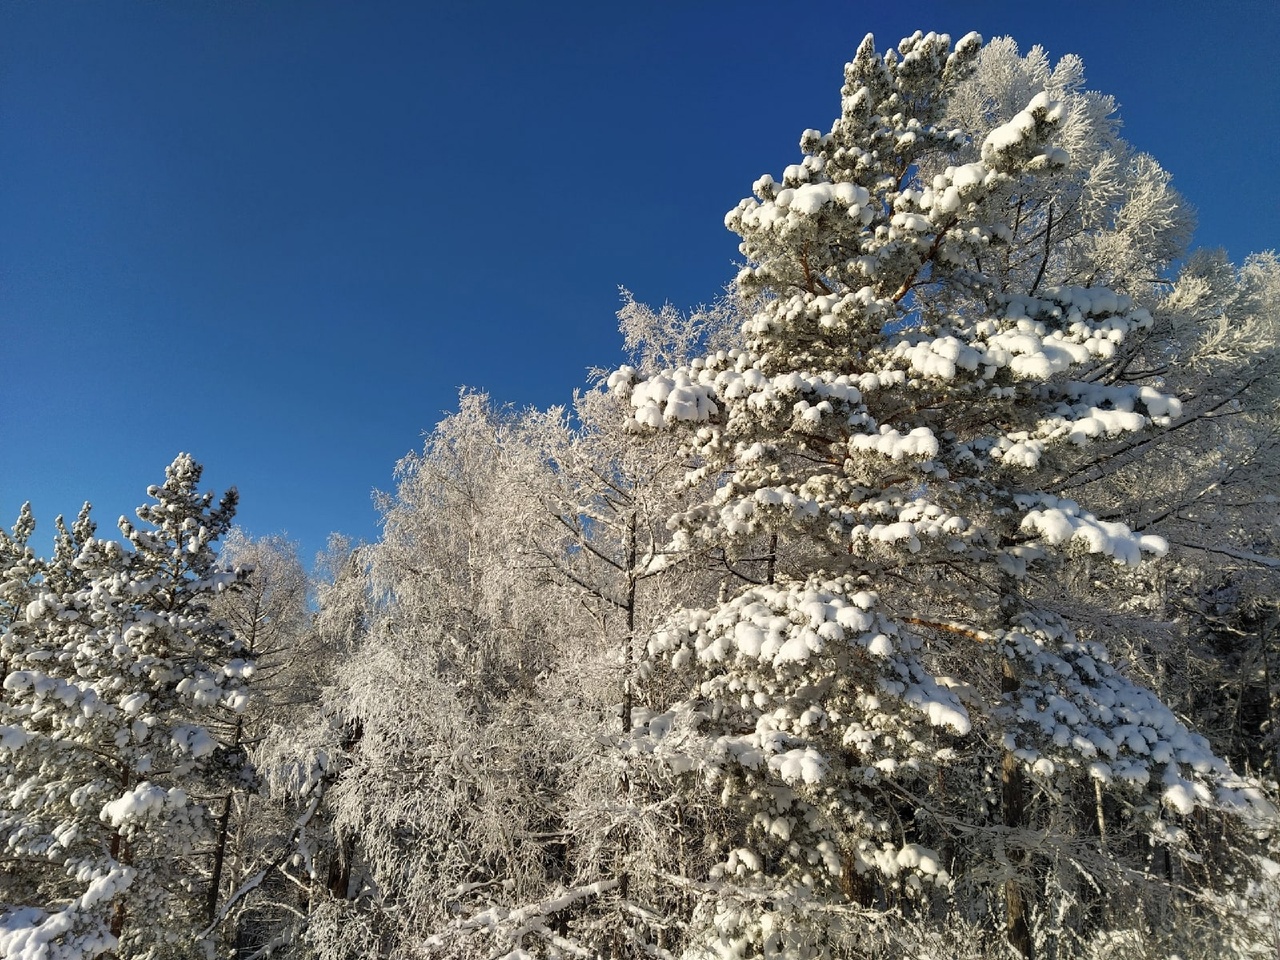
[{"left": 3, "top": 1, "right": 1277, "bottom": 567}]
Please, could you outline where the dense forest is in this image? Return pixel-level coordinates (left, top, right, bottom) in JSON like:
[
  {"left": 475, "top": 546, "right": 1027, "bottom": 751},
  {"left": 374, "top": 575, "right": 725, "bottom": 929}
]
[{"left": 2, "top": 30, "right": 1278, "bottom": 960}]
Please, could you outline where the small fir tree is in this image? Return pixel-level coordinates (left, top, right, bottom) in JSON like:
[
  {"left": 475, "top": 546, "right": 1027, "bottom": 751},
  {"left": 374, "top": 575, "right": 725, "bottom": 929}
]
[{"left": 0, "top": 455, "right": 252, "bottom": 959}]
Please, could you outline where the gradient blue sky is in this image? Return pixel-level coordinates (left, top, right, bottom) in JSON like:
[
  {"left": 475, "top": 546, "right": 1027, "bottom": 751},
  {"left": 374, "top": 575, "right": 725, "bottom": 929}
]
[{"left": 3, "top": 1, "right": 1277, "bottom": 566}]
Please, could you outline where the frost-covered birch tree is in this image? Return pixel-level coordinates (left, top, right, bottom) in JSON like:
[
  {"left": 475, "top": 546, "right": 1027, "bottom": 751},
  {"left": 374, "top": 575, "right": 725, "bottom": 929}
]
[
  {"left": 198, "top": 531, "right": 322, "bottom": 955},
  {"left": 424, "top": 301, "right": 746, "bottom": 959},
  {"left": 292, "top": 396, "right": 586, "bottom": 958},
  {"left": 228, "top": 533, "right": 373, "bottom": 960},
  {"left": 608, "top": 30, "right": 1271, "bottom": 960},
  {"left": 315, "top": 299, "right": 740, "bottom": 959}
]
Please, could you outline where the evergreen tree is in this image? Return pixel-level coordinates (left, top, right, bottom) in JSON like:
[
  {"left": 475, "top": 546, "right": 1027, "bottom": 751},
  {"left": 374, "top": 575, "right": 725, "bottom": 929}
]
[
  {"left": 611, "top": 30, "right": 1269, "bottom": 959},
  {"left": 0, "top": 503, "right": 39, "bottom": 684},
  {"left": 0, "top": 455, "right": 252, "bottom": 959}
]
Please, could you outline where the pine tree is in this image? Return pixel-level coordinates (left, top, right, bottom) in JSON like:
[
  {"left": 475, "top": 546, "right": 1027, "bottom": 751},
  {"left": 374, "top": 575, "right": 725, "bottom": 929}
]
[
  {"left": 0, "top": 455, "right": 252, "bottom": 959},
  {"left": 611, "top": 30, "right": 1269, "bottom": 959},
  {"left": 0, "top": 502, "right": 39, "bottom": 683}
]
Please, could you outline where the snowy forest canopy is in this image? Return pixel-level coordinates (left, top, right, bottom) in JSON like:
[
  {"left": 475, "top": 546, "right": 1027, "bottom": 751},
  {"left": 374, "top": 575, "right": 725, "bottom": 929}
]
[{"left": 2, "top": 29, "right": 1279, "bottom": 960}]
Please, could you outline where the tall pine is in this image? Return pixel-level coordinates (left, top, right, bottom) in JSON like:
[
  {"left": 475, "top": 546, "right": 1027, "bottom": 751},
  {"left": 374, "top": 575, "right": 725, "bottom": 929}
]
[{"left": 612, "top": 30, "right": 1267, "bottom": 959}]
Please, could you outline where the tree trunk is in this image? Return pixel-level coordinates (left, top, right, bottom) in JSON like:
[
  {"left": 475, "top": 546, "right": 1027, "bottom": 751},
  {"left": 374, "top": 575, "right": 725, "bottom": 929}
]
[
  {"left": 326, "top": 832, "right": 355, "bottom": 899},
  {"left": 206, "top": 717, "right": 244, "bottom": 926},
  {"left": 1003, "top": 660, "right": 1034, "bottom": 959},
  {"left": 109, "top": 767, "right": 132, "bottom": 943},
  {"left": 619, "top": 511, "right": 638, "bottom": 902},
  {"left": 109, "top": 827, "right": 128, "bottom": 941},
  {"left": 326, "top": 720, "right": 364, "bottom": 900},
  {"left": 206, "top": 791, "right": 235, "bottom": 925}
]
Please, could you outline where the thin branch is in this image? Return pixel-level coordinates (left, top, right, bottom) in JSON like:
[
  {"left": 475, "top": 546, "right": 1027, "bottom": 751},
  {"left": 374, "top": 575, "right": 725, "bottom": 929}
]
[{"left": 1029, "top": 202, "right": 1053, "bottom": 296}]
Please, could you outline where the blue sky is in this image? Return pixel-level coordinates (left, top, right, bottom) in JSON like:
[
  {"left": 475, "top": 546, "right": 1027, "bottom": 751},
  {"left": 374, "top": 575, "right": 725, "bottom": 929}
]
[{"left": 3, "top": 1, "right": 1277, "bottom": 567}]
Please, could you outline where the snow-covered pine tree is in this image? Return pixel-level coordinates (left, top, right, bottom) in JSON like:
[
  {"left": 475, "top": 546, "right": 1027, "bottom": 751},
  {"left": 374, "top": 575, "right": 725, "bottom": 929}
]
[
  {"left": 610, "top": 30, "right": 1270, "bottom": 959},
  {"left": 0, "top": 505, "right": 46, "bottom": 935},
  {"left": 0, "top": 502, "right": 39, "bottom": 679},
  {"left": 0, "top": 455, "right": 252, "bottom": 959}
]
